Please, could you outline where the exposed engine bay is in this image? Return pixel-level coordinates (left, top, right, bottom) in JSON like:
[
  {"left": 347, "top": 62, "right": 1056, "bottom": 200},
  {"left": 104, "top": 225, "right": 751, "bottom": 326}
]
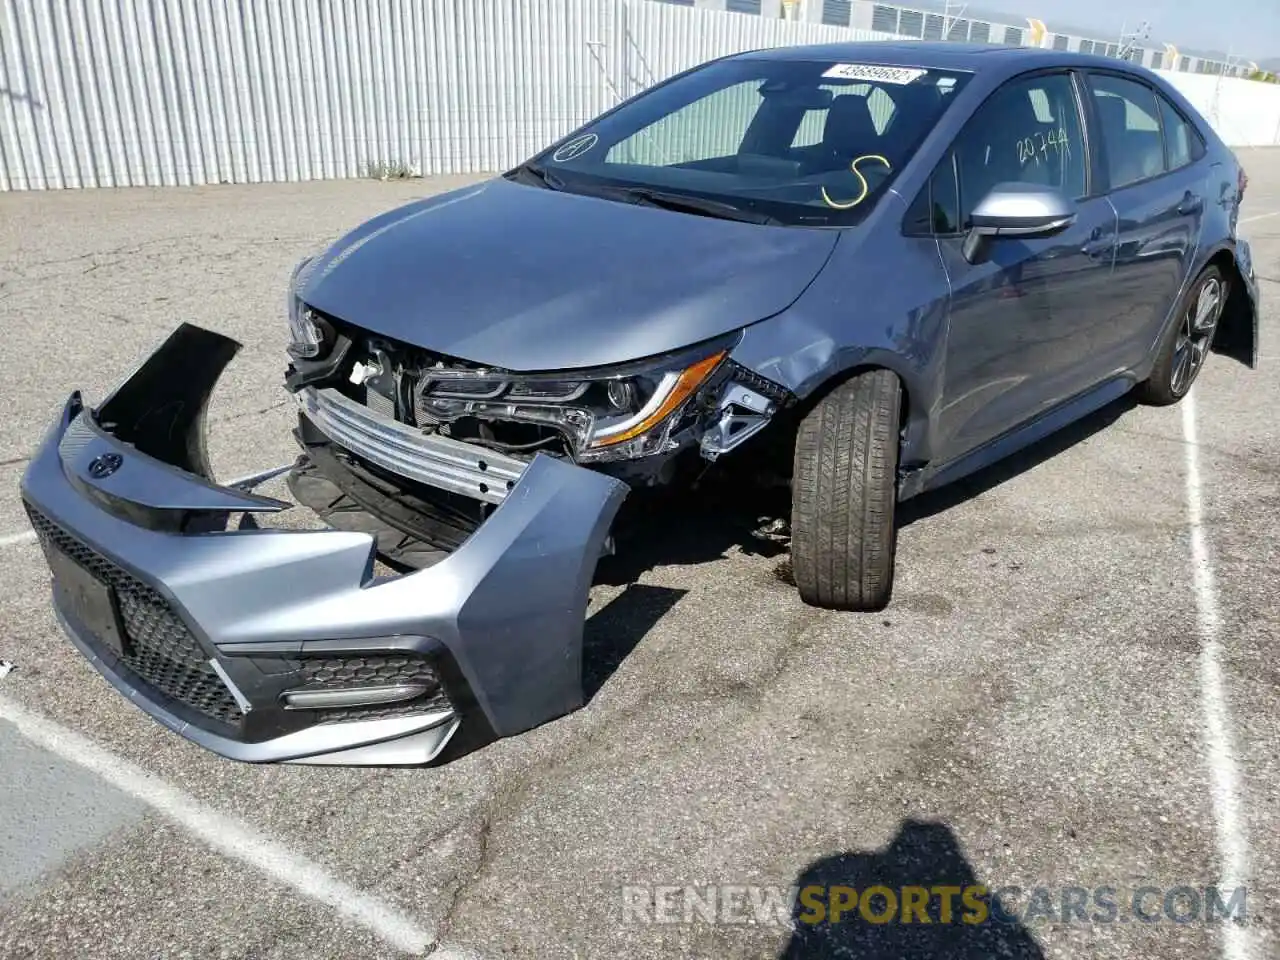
[{"left": 285, "top": 307, "right": 794, "bottom": 496}]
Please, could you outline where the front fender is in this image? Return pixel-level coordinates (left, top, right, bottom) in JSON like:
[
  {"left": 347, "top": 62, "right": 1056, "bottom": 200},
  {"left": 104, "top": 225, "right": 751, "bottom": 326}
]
[{"left": 728, "top": 307, "right": 944, "bottom": 471}]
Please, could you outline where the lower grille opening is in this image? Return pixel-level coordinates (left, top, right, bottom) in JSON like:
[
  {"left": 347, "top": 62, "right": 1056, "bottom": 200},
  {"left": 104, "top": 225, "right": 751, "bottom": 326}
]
[{"left": 24, "top": 504, "right": 243, "bottom": 730}]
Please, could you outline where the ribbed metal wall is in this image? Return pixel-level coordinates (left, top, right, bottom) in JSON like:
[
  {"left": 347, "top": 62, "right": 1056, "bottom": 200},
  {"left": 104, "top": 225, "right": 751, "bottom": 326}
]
[
  {"left": 0, "top": 0, "right": 624, "bottom": 189},
  {"left": 2, "top": 0, "right": 1273, "bottom": 190},
  {"left": 0, "top": 0, "right": 892, "bottom": 190},
  {"left": 620, "top": 0, "right": 894, "bottom": 95}
]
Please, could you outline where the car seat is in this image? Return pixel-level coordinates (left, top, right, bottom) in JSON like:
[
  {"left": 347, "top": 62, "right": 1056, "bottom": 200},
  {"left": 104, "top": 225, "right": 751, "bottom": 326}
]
[{"left": 806, "top": 94, "right": 880, "bottom": 174}]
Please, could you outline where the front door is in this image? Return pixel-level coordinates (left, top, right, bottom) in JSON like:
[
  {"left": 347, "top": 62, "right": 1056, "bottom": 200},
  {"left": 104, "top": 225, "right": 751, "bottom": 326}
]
[{"left": 935, "top": 70, "right": 1118, "bottom": 465}]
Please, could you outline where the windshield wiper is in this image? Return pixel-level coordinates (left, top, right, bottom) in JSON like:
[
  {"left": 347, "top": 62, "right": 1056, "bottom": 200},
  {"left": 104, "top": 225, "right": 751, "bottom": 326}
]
[
  {"left": 507, "top": 163, "right": 565, "bottom": 191},
  {"left": 618, "top": 188, "right": 779, "bottom": 225}
]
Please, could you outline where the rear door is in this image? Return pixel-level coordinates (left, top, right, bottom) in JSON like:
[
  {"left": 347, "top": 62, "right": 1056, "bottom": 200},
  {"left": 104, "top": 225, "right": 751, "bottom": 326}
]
[
  {"left": 928, "top": 70, "right": 1118, "bottom": 465},
  {"left": 1084, "top": 72, "right": 1208, "bottom": 372}
]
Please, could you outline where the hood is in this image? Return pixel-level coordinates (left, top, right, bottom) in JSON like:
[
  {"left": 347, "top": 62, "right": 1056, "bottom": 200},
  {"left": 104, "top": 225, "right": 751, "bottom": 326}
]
[{"left": 300, "top": 177, "right": 838, "bottom": 371}]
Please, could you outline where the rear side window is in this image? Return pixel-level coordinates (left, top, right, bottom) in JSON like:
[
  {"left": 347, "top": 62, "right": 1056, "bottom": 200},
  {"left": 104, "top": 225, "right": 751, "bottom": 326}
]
[
  {"left": 790, "top": 83, "right": 897, "bottom": 145},
  {"left": 1088, "top": 74, "right": 1165, "bottom": 188},
  {"left": 1156, "top": 94, "right": 1204, "bottom": 170},
  {"left": 606, "top": 80, "right": 762, "bottom": 166}
]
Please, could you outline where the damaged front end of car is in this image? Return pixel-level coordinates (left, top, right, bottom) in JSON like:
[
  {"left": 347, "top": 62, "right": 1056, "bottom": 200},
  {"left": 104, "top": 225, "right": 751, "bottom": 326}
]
[
  {"left": 21, "top": 323, "right": 640, "bottom": 764},
  {"left": 21, "top": 312, "right": 793, "bottom": 765},
  {"left": 285, "top": 281, "right": 793, "bottom": 487}
]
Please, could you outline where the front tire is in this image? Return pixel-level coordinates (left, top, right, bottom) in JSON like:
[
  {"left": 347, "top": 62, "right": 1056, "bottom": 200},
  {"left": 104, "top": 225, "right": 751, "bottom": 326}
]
[
  {"left": 790, "top": 369, "right": 901, "bottom": 611},
  {"left": 1135, "top": 266, "right": 1227, "bottom": 406}
]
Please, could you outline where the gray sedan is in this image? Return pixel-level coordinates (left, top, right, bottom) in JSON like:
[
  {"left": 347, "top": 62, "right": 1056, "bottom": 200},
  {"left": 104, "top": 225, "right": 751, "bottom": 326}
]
[{"left": 21, "top": 41, "right": 1259, "bottom": 764}]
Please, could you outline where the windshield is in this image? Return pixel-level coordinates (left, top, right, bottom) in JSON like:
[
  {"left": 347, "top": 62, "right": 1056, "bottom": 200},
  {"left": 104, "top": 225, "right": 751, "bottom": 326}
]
[{"left": 523, "top": 57, "right": 970, "bottom": 227}]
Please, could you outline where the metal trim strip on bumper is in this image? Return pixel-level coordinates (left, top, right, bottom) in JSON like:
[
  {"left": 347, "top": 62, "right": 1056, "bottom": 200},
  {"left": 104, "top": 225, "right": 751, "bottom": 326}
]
[{"left": 297, "top": 386, "right": 524, "bottom": 504}]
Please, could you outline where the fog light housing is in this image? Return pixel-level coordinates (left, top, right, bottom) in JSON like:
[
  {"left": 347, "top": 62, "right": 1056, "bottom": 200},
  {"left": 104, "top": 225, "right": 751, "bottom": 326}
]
[{"left": 281, "top": 683, "right": 433, "bottom": 710}]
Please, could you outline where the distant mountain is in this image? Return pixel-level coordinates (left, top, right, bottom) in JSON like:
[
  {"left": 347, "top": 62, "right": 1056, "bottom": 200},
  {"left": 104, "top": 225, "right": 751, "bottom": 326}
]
[{"left": 1258, "top": 58, "right": 1280, "bottom": 71}]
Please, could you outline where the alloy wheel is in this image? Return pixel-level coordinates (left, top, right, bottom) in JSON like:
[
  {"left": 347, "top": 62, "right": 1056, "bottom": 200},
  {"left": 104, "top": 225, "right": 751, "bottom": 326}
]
[{"left": 1170, "top": 276, "right": 1224, "bottom": 396}]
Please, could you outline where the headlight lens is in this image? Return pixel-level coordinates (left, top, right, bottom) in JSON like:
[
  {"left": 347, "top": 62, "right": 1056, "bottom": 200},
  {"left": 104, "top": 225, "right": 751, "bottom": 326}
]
[
  {"left": 286, "top": 257, "right": 325, "bottom": 359},
  {"left": 417, "top": 344, "right": 731, "bottom": 461},
  {"left": 586, "top": 351, "right": 725, "bottom": 450}
]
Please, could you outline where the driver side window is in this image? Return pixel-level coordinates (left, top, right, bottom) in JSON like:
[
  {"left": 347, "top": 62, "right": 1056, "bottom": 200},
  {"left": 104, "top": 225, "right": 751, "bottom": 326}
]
[{"left": 950, "top": 72, "right": 1087, "bottom": 224}]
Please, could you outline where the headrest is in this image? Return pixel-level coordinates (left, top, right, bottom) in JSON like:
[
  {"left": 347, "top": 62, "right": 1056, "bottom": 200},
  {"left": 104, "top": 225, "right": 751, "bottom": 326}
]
[{"left": 823, "top": 95, "right": 878, "bottom": 156}]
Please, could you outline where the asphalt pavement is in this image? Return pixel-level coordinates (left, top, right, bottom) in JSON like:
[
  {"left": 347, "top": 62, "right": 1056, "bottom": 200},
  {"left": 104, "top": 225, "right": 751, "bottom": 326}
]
[{"left": 0, "top": 156, "right": 1278, "bottom": 959}]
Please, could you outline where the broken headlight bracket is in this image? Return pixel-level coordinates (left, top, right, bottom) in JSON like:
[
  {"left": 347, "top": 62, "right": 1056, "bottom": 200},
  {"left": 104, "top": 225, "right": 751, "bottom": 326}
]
[{"left": 698, "top": 364, "right": 793, "bottom": 461}]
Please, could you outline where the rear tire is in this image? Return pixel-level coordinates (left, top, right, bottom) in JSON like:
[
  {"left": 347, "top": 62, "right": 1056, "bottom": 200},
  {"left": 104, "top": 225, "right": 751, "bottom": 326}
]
[
  {"left": 790, "top": 369, "right": 901, "bottom": 611},
  {"left": 1135, "top": 265, "right": 1227, "bottom": 406}
]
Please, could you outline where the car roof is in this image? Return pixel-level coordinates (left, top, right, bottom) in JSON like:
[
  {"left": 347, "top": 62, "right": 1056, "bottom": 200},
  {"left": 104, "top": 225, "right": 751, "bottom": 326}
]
[{"left": 732, "top": 40, "right": 1150, "bottom": 77}]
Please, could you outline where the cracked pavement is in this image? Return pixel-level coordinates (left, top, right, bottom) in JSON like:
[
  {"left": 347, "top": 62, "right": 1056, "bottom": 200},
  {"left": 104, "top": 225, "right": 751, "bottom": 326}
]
[{"left": 1, "top": 156, "right": 1279, "bottom": 959}]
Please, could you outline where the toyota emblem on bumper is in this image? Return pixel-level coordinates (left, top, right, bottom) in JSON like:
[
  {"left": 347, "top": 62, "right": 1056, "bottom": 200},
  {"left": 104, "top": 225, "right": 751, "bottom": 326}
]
[{"left": 87, "top": 453, "right": 123, "bottom": 479}]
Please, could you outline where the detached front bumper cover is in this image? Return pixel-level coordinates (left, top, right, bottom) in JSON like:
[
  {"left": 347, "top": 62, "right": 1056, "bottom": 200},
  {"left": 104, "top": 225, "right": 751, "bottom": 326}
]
[{"left": 20, "top": 324, "right": 627, "bottom": 765}]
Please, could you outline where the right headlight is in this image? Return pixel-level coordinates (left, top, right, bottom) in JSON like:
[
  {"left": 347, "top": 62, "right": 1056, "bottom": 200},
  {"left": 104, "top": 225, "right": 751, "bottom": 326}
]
[
  {"left": 286, "top": 256, "right": 327, "bottom": 360},
  {"left": 417, "top": 342, "right": 732, "bottom": 462}
]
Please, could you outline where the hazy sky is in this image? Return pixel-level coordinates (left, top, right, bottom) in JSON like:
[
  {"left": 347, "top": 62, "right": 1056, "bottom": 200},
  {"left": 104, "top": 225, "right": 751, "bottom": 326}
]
[{"left": 952, "top": 0, "right": 1280, "bottom": 60}]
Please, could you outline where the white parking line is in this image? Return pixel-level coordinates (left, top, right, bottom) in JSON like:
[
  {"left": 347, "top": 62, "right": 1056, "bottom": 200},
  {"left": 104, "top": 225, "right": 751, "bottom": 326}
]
[
  {"left": 0, "top": 695, "right": 458, "bottom": 957},
  {"left": 1240, "top": 211, "right": 1280, "bottom": 223},
  {"left": 0, "top": 530, "right": 37, "bottom": 548},
  {"left": 1181, "top": 391, "right": 1252, "bottom": 960}
]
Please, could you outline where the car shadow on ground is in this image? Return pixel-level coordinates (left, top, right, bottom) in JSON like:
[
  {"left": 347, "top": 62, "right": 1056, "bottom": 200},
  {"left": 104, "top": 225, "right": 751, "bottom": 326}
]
[
  {"left": 582, "top": 582, "right": 687, "bottom": 701},
  {"left": 595, "top": 393, "right": 1139, "bottom": 587},
  {"left": 780, "top": 820, "right": 1045, "bottom": 959},
  {"left": 438, "top": 395, "right": 1140, "bottom": 764},
  {"left": 896, "top": 395, "right": 1137, "bottom": 527},
  {"left": 593, "top": 474, "right": 792, "bottom": 587}
]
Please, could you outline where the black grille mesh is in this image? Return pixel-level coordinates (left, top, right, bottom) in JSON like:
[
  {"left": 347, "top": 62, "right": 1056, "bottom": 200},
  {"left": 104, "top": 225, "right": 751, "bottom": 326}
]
[
  {"left": 25, "top": 505, "right": 242, "bottom": 728},
  {"left": 297, "top": 655, "right": 451, "bottom": 723}
]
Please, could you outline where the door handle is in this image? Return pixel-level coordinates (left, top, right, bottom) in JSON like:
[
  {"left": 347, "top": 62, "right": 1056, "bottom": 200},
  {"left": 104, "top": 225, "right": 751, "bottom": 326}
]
[
  {"left": 1178, "top": 192, "right": 1204, "bottom": 215},
  {"left": 1081, "top": 226, "right": 1112, "bottom": 259}
]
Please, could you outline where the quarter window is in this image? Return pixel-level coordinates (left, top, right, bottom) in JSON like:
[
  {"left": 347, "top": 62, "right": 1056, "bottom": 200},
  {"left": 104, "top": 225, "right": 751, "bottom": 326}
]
[
  {"left": 948, "top": 72, "right": 1086, "bottom": 224},
  {"left": 1156, "top": 94, "right": 1203, "bottom": 170},
  {"left": 1088, "top": 74, "right": 1164, "bottom": 188}
]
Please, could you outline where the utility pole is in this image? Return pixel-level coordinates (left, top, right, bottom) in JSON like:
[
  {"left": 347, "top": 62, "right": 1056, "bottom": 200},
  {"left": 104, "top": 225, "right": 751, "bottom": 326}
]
[
  {"left": 941, "top": 0, "right": 968, "bottom": 41},
  {"left": 1117, "top": 19, "right": 1151, "bottom": 61},
  {"left": 1211, "top": 48, "right": 1241, "bottom": 127}
]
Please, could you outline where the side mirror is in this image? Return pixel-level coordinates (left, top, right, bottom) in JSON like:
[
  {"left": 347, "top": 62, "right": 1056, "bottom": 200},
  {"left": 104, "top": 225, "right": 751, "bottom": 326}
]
[{"left": 962, "top": 183, "right": 1077, "bottom": 264}]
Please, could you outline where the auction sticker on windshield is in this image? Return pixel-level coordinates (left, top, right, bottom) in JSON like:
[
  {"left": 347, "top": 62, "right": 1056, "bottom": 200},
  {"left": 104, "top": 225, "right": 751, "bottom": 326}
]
[{"left": 822, "top": 63, "right": 927, "bottom": 84}]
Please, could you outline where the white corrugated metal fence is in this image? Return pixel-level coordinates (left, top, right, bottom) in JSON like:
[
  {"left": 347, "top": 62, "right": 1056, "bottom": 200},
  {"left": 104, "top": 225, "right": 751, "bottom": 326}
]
[
  {"left": 1, "top": 0, "right": 1277, "bottom": 191},
  {"left": 0, "top": 0, "right": 626, "bottom": 188}
]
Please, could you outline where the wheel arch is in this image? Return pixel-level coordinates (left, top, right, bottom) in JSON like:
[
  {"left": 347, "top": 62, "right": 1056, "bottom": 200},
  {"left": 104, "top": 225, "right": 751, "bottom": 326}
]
[
  {"left": 1203, "top": 244, "right": 1259, "bottom": 368},
  {"left": 789, "top": 358, "right": 926, "bottom": 467}
]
